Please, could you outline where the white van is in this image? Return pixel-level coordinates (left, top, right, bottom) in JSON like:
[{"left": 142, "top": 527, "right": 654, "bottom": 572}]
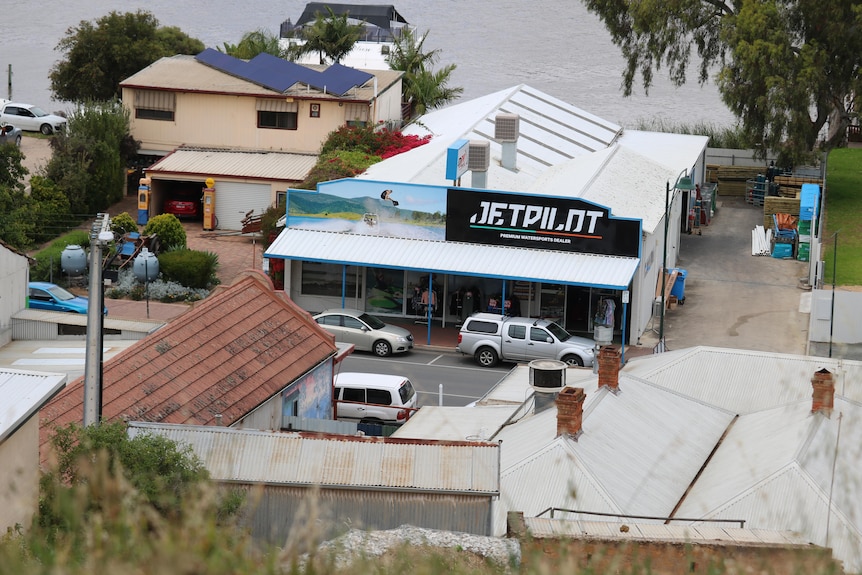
[{"left": 334, "top": 372, "right": 418, "bottom": 425}]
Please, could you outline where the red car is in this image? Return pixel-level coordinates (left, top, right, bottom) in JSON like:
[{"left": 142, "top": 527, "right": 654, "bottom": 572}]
[{"left": 163, "top": 190, "right": 200, "bottom": 218}]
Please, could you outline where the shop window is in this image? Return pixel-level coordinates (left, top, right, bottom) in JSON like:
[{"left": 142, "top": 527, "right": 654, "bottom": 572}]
[
  {"left": 258, "top": 110, "right": 298, "bottom": 130},
  {"left": 301, "top": 262, "right": 358, "bottom": 297},
  {"left": 367, "top": 268, "right": 405, "bottom": 314}
]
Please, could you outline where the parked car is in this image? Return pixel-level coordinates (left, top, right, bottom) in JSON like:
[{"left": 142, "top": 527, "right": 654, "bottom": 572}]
[
  {"left": 0, "top": 102, "right": 66, "bottom": 135},
  {"left": 333, "top": 372, "right": 418, "bottom": 425},
  {"left": 0, "top": 123, "right": 22, "bottom": 147},
  {"left": 456, "top": 312, "right": 595, "bottom": 368},
  {"left": 28, "top": 282, "right": 107, "bottom": 315},
  {"left": 313, "top": 308, "right": 413, "bottom": 356},
  {"left": 163, "top": 189, "right": 201, "bottom": 218}
]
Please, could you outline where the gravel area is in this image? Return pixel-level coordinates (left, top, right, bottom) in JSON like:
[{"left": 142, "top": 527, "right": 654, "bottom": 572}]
[{"left": 296, "top": 525, "right": 521, "bottom": 572}]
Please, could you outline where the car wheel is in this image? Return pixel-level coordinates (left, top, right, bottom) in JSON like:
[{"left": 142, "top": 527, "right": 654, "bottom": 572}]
[
  {"left": 475, "top": 346, "right": 499, "bottom": 368},
  {"left": 14, "top": 135, "right": 21, "bottom": 147},
  {"left": 40, "top": 124, "right": 53, "bottom": 135},
  {"left": 562, "top": 354, "right": 584, "bottom": 367},
  {"left": 373, "top": 339, "right": 392, "bottom": 357}
]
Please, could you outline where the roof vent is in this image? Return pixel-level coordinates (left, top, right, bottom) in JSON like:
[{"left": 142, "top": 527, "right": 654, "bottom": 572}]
[
  {"left": 468, "top": 140, "right": 490, "bottom": 172},
  {"left": 530, "top": 359, "right": 567, "bottom": 414},
  {"left": 495, "top": 113, "right": 520, "bottom": 142}
]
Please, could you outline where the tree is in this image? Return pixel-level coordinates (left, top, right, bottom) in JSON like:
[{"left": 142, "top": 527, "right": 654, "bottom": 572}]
[
  {"left": 387, "top": 29, "right": 463, "bottom": 119},
  {"left": 219, "top": 29, "right": 286, "bottom": 59},
  {"left": 45, "top": 101, "right": 138, "bottom": 216},
  {"left": 287, "top": 6, "right": 365, "bottom": 64},
  {"left": 582, "top": 0, "right": 862, "bottom": 165},
  {"left": 50, "top": 10, "right": 205, "bottom": 102}
]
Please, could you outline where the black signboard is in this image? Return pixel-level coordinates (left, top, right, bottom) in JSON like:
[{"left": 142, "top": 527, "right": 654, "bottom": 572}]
[{"left": 446, "top": 188, "right": 641, "bottom": 258}]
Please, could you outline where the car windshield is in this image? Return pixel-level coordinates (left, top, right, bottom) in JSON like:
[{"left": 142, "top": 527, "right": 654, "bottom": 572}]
[
  {"left": 359, "top": 313, "right": 386, "bottom": 329},
  {"left": 546, "top": 321, "right": 571, "bottom": 341},
  {"left": 46, "top": 285, "right": 76, "bottom": 301},
  {"left": 31, "top": 107, "right": 48, "bottom": 117}
]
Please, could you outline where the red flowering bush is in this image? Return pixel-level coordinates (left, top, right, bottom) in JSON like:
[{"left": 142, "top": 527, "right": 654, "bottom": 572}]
[{"left": 319, "top": 125, "right": 431, "bottom": 159}]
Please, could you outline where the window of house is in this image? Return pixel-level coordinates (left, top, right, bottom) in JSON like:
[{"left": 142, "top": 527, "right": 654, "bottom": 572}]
[
  {"left": 258, "top": 110, "right": 298, "bottom": 130},
  {"left": 257, "top": 98, "right": 299, "bottom": 130},
  {"left": 344, "top": 103, "right": 369, "bottom": 128},
  {"left": 135, "top": 90, "right": 175, "bottom": 122}
]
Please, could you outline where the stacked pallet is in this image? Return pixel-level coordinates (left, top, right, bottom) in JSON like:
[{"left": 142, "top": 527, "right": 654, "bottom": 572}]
[
  {"left": 715, "top": 166, "right": 763, "bottom": 197},
  {"left": 774, "top": 175, "right": 822, "bottom": 198}
]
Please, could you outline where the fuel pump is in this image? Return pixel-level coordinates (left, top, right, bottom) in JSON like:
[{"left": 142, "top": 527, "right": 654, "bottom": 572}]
[
  {"left": 137, "top": 176, "right": 151, "bottom": 225},
  {"left": 203, "top": 178, "right": 216, "bottom": 231}
]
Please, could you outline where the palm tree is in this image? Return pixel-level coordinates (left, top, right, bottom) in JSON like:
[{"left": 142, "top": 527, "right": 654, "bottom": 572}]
[
  {"left": 387, "top": 29, "right": 463, "bottom": 119},
  {"left": 287, "top": 7, "right": 364, "bottom": 65},
  {"left": 219, "top": 29, "right": 285, "bottom": 59}
]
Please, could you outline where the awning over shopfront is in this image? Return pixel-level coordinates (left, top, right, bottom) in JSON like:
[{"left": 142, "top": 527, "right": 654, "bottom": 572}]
[{"left": 265, "top": 228, "right": 640, "bottom": 290}]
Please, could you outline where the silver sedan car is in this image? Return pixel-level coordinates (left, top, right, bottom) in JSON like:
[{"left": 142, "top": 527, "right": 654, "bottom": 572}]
[
  {"left": 313, "top": 308, "right": 414, "bottom": 357},
  {"left": 0, "top": 123, "right": 22, "bottom": 147}
]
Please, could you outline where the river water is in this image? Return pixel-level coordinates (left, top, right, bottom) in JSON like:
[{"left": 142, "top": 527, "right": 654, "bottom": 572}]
[{"left": 1, "top": 0, "right": 736, "bottom": 128}]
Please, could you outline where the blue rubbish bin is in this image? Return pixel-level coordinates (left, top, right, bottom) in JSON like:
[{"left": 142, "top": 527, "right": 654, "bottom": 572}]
[{"left": 671, "top": 269, "right": 687, "bottom": 301}]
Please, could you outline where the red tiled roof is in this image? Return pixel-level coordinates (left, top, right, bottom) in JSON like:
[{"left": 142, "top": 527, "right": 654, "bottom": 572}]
[{"left": 40, "top": 270, "right": 336, "bottom": 456}]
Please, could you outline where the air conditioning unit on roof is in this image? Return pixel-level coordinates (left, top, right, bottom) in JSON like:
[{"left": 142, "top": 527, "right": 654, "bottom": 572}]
[
  {"left": 468, "top": 140, "right": 490, "bottom": 172},
  {"left": 495, "top": 113, "right": 520, "bottom": 142}
]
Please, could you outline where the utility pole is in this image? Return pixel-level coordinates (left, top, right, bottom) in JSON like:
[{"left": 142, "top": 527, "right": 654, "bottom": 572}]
[{"left": 83, "top": 214, "right": 113, "bottom": 427}]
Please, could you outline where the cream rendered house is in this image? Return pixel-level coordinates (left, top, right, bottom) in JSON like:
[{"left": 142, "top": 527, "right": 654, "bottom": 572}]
[{"left": 120, "top": 50, "right": 404, "bottom": 230}]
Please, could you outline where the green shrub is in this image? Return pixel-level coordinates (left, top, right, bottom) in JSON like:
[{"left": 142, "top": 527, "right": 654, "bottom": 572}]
[
  {"left": 143, "top": 213, "right": 186, "bottom": 249},
  {"left": 111, "top": 211, "right": 139, "bottom": 236},
  {"left": 158, "top": 249, "right": 219, "bottom": 290},
  {"left": 299, "top": 150, "right": 382, "bottom": 189},
  {"left": 29, "top": 230, "right": 92, "bottom": 282}
]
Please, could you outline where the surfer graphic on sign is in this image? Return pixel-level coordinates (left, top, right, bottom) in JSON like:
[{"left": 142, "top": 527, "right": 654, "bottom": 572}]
[{"left": 380, "top": 189, "right": 399, "bottom": 206}]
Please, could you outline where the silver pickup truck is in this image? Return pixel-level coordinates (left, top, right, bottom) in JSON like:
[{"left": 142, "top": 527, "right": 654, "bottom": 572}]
[{"left": 456, "top": 313, "right": 596, "bottom": 368}]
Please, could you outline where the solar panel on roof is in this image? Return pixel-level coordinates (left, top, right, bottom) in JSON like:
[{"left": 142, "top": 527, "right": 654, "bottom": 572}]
[{"left": 194, "top": 48, "right": 373, "bottom": 96}]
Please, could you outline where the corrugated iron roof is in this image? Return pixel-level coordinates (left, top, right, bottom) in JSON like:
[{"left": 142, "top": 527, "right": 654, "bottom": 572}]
[
  {"left": 0, "top": 368, "right": 65, "bottom": 442},
  {"left": 265, "top": 228, "right": 639, "bottom": 290},
  {"left": 622, "top": 346, "right": 862, "bottom": 410},
  {"left": 391, "top": 405, "right": 518, "bottom": 442},
  {"left": 12, "top": 308, "right": 164, "bottom": 334},
  {"left": 39, "top": 271, "right": 337, "bottom": 460},
  {"left": 127, "top": 422, "right": 500, "bottom": 494},
  {"left": 360, "top": 85, "right": 623, "bottom": 189},
  {"left": 147, "top": 148, "right": 319, "bottom": 182}
]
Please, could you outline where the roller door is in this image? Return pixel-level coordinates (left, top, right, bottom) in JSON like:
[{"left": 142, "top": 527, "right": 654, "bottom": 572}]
[{"left": 214, "top": 182, "right": 272, "bottom": 230}]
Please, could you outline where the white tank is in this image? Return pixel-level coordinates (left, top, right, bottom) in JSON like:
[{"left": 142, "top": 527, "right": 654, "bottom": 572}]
[
  {"left": 61, "top": 245, "right": 87, "bottom": 276},
  {"left": 133, "top": 248, "right": 159, "bottom": 282}
]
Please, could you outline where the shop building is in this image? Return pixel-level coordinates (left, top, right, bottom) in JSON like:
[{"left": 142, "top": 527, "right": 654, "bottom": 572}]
[{"left": 264, "top": 86, "right": 708, "bottom": 345}]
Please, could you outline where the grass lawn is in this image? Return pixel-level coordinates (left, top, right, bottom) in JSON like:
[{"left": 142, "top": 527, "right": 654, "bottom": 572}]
[{"left": 823, "top": 148, "right": 862, "bottom": 286}]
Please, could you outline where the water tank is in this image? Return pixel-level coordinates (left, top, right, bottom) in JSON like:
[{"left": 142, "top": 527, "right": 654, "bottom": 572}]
[
  {"left": 61, "top": 245, "right": 87, "bottom": 276},
  {"left": 133, "top": 248, "right": 159, "bottom": 282}
]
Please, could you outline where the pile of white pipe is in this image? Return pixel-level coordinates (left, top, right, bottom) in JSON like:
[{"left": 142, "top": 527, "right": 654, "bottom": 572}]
[{"left": 751, "top": 225, "right": 773, "bottom": 256}]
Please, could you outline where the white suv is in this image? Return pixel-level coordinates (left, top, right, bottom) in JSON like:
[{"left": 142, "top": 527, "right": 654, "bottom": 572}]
[{"left": 334, "top": 372, "right": 418, "bottom": 425}]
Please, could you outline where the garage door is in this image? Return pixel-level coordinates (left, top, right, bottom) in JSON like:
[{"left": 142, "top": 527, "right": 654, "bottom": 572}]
[{"left": 214, "top": 182, "right": 272, "bottom": 231}]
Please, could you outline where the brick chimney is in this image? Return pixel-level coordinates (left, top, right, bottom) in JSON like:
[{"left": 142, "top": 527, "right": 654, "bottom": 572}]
[
  {"left": 597, "top": 346, "right": 621, "bottom": 391},
  {"left": 556, "top": 386, "right": 586, "bottom": 438},
  {"left": 811, "top": 368, "right": 835, "bottom": 415}
]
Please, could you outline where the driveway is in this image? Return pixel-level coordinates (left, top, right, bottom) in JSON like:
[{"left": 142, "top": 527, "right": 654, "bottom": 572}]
[{"left": 636, "top": 195, "right": 811, "bottom": 356}]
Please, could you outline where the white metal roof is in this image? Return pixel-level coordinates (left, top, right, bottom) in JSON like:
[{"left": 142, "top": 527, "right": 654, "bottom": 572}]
[
  {"left": 0, "top": 368, "right": 66, "bottom": 442},
  {"left": 528, "top": 144, "right": 686, "bottom": 235},
  {"left": 265, "top": 228, "right": 640, "bottom": 290},
  {"left": 622, "top": 346, "right": 862, "bottom": 411},
  {"left": 359, "top": 85, "right": 623, "bottom": 190},
  {"left": 392, "top": 405, "right": 518, "bottom": 442},
  {"left": 147, "top": 148, "right": 319, "bottom": 183},
  {"left": 127, "top": 422, "right": 499, "bottom": 494},
  {"left": 675, "top": 398, "right": 862, "bottom": 573}
]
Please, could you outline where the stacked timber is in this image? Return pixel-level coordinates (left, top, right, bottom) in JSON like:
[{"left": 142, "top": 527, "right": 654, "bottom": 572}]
[
  {"left": 763, "top": 197, "right": 801, "bottom": 230},
  {"left": 715, "top": 165, "right": 763, "bottom": 197},
  {"left": 774, "top": 175, "right": 822, "bottom": 198}
]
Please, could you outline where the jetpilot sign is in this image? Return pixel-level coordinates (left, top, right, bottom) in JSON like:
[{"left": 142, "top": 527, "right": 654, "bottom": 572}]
[{"left": 446, "top": 188, "right": 641, "bottom": 257}]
